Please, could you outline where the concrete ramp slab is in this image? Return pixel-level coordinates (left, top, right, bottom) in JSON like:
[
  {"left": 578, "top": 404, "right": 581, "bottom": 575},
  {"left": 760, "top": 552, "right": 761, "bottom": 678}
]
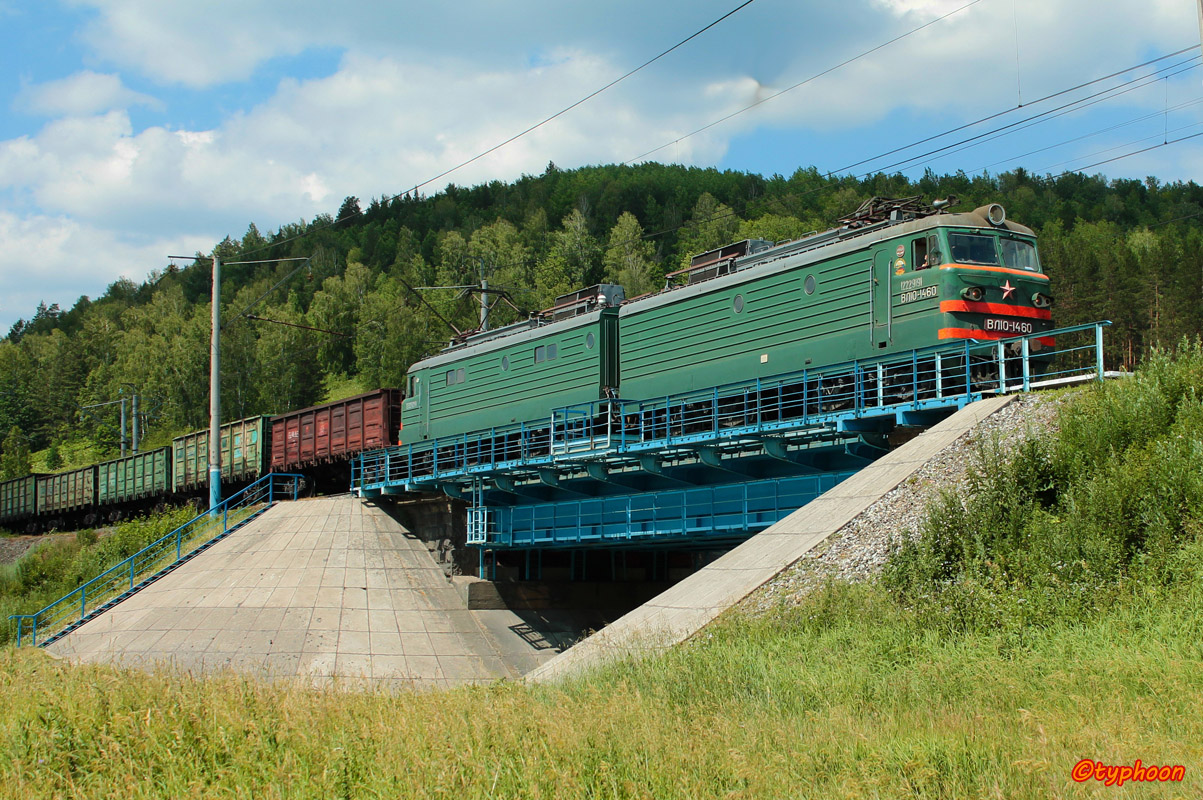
[
  {"left": 49, "top": 496, "right": 560, "bottom": 689},
  {"left": 527, "top": 395, "right": 1015, "bottom": 683}
]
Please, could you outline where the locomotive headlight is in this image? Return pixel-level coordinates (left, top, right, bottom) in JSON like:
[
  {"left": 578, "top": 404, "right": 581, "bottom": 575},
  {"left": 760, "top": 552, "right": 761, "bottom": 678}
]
[
  {"left": 1032, "top": 292, "right": 1053, "bottom": 308},
  {"left": 961, "top": 286, "right": 986, "bottom": 302}
]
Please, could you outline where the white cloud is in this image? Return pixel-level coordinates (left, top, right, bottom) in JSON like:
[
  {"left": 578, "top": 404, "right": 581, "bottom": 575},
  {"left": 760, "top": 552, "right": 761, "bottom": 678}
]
[
  {"left": 15, "top": 71, "right": 162, "bottom": 117},
  {"left": 3, "top": 0, "right": 1200, "bottom": 334},
  {"left": 0, "top": 211, "right": 212, "bottom": 324},
  {"left": 0, "top": 50, "right": 740, "bottom": 230}
]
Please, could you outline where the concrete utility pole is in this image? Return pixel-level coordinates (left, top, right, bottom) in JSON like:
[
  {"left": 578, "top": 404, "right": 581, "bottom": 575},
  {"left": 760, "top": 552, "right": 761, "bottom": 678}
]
[
  {"left": 1198, "top": 0, "right": 1203, "bottom": 67},
  {"left": 119, "top": 397, "right": 128, "bottom": 458},
  {"left": 209, "top": 254, "right": 222, "bottom": 512},
  {"left": 480, "top": 277, "right": 489, "bottom": 332}
]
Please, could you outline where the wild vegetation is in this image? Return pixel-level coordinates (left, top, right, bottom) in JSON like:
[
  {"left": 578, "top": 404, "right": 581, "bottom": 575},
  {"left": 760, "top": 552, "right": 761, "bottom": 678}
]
[
  {"left": 0, "top": 507, "right": 195, "bottom": 645},
  {"left": 1, "top": 343, "right": 1201, "bottom": 798},
  {"left": 1, "top": 162, "right": 1201, "bottom": 472}
]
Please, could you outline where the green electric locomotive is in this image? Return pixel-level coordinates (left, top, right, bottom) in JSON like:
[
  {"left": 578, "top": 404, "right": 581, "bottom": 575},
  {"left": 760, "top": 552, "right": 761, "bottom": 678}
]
[
  {"left": 399, "top": 197, "right": 1053, "bottom": 446},
  {"left": 618, "top": 196, "right": 1052, "bottom": 400}
]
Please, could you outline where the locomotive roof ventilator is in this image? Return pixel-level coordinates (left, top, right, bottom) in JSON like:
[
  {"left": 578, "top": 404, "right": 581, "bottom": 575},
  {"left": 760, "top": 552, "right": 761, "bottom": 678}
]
[{"left": 976, "top": 203, "right": 1007, "bottom": 227}]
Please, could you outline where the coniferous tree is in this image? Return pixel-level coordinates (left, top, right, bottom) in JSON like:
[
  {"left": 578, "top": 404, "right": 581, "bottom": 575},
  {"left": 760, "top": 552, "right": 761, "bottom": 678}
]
[{"left": 1, "top": 426, "right": 31, "bottom": 480}]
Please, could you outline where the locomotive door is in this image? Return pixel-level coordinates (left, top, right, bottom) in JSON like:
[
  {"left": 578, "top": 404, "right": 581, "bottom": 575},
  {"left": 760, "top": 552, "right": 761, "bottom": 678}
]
[{"left": 871, "top": 250, "right": 892, "bottom": 348}]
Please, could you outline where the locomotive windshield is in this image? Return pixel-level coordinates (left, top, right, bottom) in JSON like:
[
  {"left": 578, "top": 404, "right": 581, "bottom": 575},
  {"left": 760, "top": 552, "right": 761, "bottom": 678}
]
[
  {"left": 1000, "top": 238, "right": 1040, "bottom": 272},
  {"left": 948, "top": 233, "right": 999, "bottom": 265}
]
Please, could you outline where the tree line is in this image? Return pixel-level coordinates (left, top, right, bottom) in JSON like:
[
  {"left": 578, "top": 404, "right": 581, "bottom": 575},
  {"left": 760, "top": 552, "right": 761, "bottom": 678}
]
[{"left": 1, "top": 162, "right": 1201, "bottom": 474}]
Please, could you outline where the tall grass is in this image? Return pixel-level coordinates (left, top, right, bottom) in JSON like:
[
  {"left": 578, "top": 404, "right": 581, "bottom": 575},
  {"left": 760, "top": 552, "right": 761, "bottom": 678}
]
[
  {"left": 884, "top": 339, "right": 1203, "bottom": 640},
  {"left": 0, "top": 554, "right": 1199, "bottom": 798},
  {"left": 0, "top": 507, "right": 195, "bottom": 645}
]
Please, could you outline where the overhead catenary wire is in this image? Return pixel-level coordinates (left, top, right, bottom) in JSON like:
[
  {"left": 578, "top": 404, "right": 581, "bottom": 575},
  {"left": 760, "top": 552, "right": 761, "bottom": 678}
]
[
  {"left": 831, "top": 44, "right": 1201, "bottom": 175},
  {"left": 234, "top": 0, "right": 762, "bottom": 261},
  {"left": 850, "top": 55, "right": 1203, "bottom": 176},
  {"left": 973, "top": 96, "right": 1203, "bottom": 173},
  {"left": 623, "top": 0, "right": 988, "bottom": 165}
]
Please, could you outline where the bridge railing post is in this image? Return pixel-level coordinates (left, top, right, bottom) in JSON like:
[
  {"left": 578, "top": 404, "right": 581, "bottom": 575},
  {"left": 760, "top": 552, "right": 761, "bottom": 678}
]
[
  {"left": 911, "top": 350, "right": 919, "bottom": 409},
  {"left": 1022, "top": 336, "right": 1031, "bottom": 392},
  {"left": 1095, "top": 324, "right": 1105, "bottom": 380},
  {"left": 997, "top": 341, "right": 1007, "bottom": 394}
]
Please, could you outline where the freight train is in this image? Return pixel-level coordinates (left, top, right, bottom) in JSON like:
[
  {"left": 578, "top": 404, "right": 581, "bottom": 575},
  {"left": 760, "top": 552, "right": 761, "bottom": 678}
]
[
  {"left": 396, "top": 197, "right": 1053, "bottom": 460},
  {"left": 0, "top": 389, "right": 402, "bottom": 533}
]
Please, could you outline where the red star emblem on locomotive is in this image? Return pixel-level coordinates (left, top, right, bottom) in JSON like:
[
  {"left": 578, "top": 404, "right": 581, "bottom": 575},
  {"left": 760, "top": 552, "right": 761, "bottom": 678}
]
[{"left": 1000, "top": 279, "right": 1017, "bottom": 300}]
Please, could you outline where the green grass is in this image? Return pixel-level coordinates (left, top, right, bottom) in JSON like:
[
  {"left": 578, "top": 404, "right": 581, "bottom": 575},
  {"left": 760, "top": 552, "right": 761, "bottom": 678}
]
[
  {"left": 321, "top": 373, "right": 370, "bottom": 404},
  {"left": 0, "top": 562, "right": 1199, "bottom": 798},
  {"left": 28, "top": 439, "right": 106, "bottom": 473}
]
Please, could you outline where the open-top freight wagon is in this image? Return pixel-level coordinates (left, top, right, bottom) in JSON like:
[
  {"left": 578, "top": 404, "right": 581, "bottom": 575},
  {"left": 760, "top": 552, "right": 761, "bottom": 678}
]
[
  {"left": 97, "top": 446, "right": 172, "bottom": 507},
  {"left": 171, "top": 416, "right": 270, "bottom": 493},
  {"left": 270, "top": 388, "right": 402, "bottom": 471},
  {"left": 0, "top": 475, "right": 41, "bottom": 530},
  {"left": 2, "top": 389, "right": 403, "bottom": 532}
]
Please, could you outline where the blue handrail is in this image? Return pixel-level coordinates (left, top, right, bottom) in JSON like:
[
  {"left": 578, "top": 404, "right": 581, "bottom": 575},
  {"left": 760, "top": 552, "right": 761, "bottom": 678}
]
[
  {"left": 10, "top": 472, "right": 305, "bottom": 648},
  {"left": 353, "top": 321, "right": 1112, "bottom": 493}
]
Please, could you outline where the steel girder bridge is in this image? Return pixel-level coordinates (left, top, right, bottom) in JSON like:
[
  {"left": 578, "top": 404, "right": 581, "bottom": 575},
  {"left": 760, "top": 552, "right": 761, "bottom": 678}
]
[{"left": 353, "top": 323, "right": 1109, "bottom": 575}]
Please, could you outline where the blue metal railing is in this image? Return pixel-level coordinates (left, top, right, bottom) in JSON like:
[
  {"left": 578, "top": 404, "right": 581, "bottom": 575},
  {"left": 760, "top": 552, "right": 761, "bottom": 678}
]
[
  {"left": 354, "top": 322, "right": 1110, "bottom": 494},
  {"left": 10, "top": 472, "right": 304, "bottom": 648}
]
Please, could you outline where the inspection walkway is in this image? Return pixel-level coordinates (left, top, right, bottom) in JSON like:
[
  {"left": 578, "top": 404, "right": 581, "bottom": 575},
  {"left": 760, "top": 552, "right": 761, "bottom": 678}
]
[
  {"left": 48, "top": 495, "right": 567, "bottom": 689},
  {"left": 526, "top": 394, "right": 1015, "bottom": 683}
]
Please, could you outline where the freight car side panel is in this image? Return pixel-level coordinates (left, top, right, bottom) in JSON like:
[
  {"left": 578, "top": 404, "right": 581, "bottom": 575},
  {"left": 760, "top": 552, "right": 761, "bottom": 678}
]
[
  {"left": 269, "top": 389, "right": 402, "bottom": 470},
  {"left": 172, "top": 416, "right": 268, "bottom": 492},
  {"left": 36, "top": 467, "right": 97, "bottom": 514},
  {"left": 402, "top": 312, "right": 616, "bottom": 443},
  {"left": 98, "top": 447, "right": 171, "bottom": 505},
  {"left": 0, "top": 475, "right": 40, "bottom": 523}
]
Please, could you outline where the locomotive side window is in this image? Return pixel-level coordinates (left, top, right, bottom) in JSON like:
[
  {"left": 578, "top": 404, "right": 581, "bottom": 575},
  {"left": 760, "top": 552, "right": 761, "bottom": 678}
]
[
  {"left": 912, "top": 237, "right": 928, "bottom": 270},
  {"left": 445, "top": 368, "right": 466, "bottom": 386},
  {"left": 1000, "top": 238, "right": 1040, "bottom": 272},
  {"left": 535, "top": 345, "right": 558, "bottom": 364},
  {"left": 926, "top": 234, "right": 942, "bottom": 267},
  {"left": 948, "top": 233, "right": 1000, "bottom": 265}
]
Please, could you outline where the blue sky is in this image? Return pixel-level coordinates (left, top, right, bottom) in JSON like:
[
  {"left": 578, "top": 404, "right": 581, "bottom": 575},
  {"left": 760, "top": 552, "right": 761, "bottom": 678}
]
[{"left": 1, "top": 0, "right": 1200, "bottom": 332}]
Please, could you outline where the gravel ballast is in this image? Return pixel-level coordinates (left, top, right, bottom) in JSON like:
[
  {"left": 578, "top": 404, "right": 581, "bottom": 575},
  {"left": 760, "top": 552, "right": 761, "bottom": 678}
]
[{"left": 744, "top": 390, "right": 1070, "bottom": 613}]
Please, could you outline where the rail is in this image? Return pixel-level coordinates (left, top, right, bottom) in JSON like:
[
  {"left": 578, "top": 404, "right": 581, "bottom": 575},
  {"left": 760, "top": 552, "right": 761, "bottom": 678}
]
[
  {"left": 353, "top": 321, "right": 1110, "bottom": 493},
  {"left": 10, "top": 473, "right": 305, "bottom": 648}
]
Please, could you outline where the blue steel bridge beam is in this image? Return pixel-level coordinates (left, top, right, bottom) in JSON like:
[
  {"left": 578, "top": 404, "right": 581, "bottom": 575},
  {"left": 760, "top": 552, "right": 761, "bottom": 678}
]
[
  {"left": 636, "top": 455, "right": 700, "bottom": 486},
  {"left": 584, "top": 462, "right": 647, "bottom": 491},
  {"left": 758, "top": 438, "right": 824, "bottom": 472},
  {"left": 537, "top": 469, "right": 594, "bottom": 497},
  {"left": 487, "top": 475, "right": 555, "bottom": 502},
  {"left": 695, "top": 446, "right": 758, "bottom": 478},
  {"left": 435, "top": 482, "right": 468, "bottom": 501}
]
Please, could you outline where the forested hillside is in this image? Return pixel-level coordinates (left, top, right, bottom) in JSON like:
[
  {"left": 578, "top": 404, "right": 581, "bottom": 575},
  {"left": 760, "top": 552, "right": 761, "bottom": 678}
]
[{"left": 1, "top": 162, "right": 1201, "bottom": 471}]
